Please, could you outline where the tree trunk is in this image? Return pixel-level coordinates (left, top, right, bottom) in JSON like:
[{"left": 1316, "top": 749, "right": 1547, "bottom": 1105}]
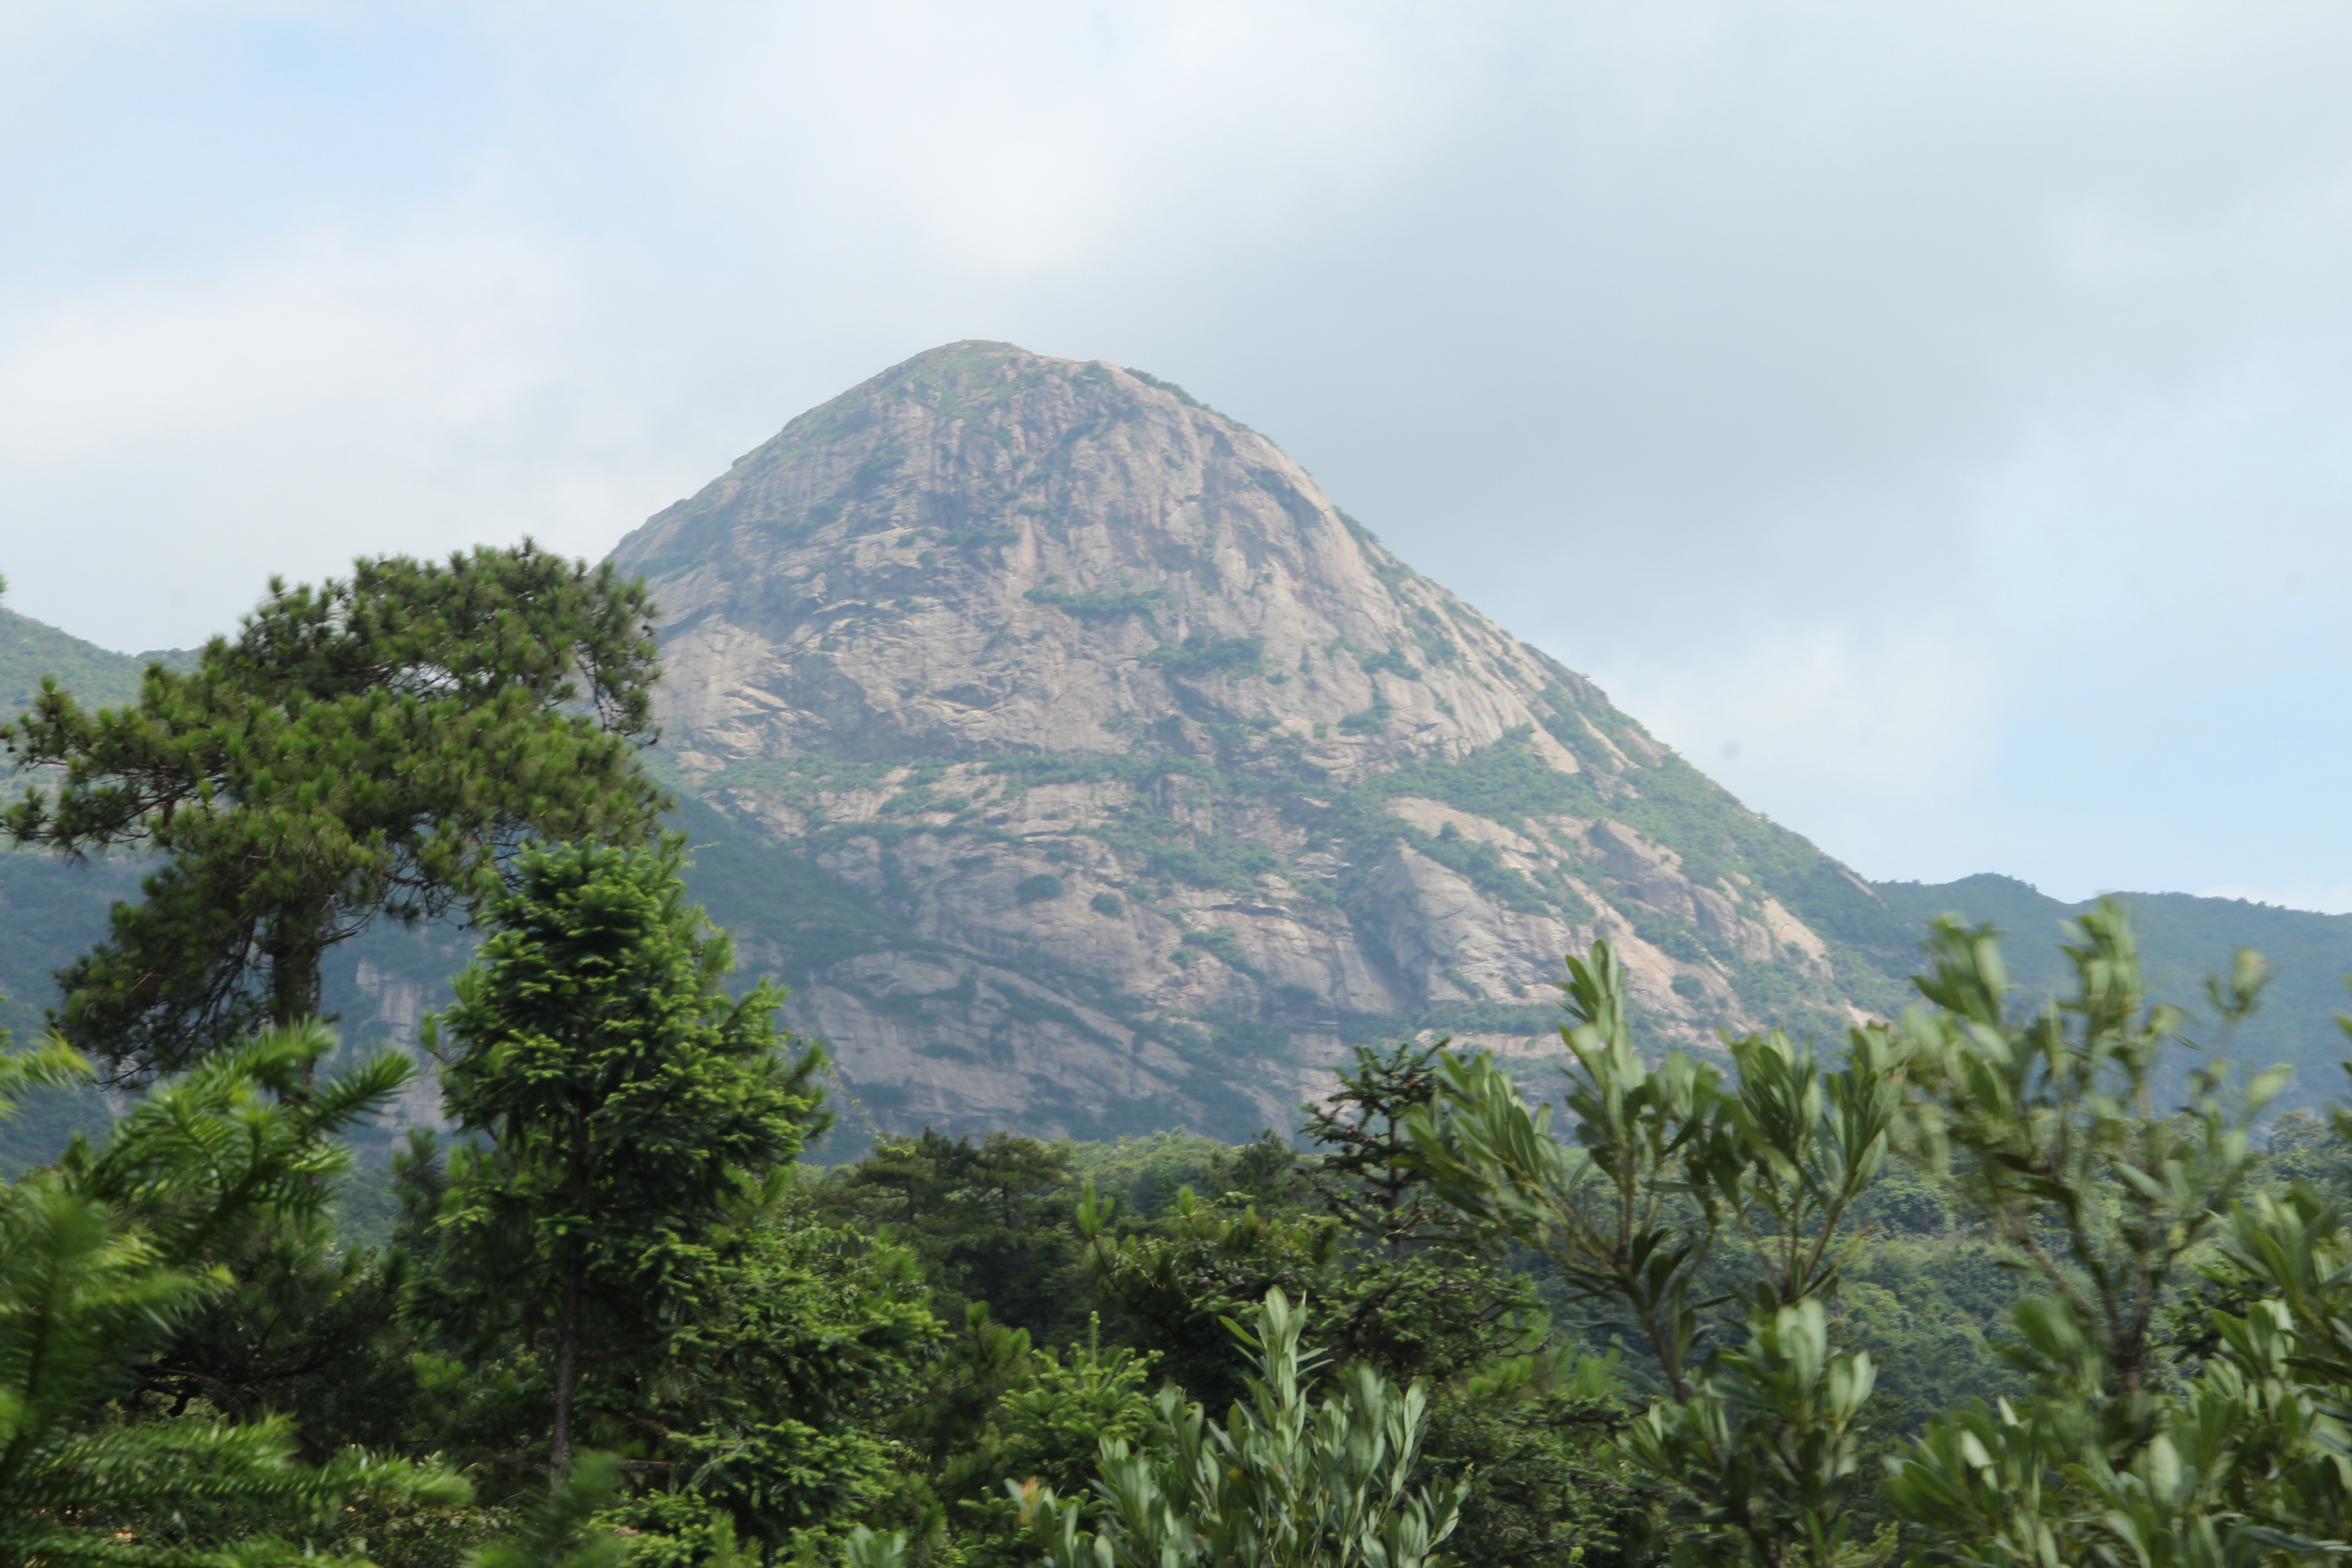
[
  {"left": 550, "top": 1250, "right": 585, "bottom": 1488},
  {"left": 267, "top": 912, "right": 329, "bottom": 1087}
]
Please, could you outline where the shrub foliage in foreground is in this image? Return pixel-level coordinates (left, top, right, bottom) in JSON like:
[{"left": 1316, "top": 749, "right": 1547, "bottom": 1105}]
[
  {"left": 1404, "top": 906, "right": 2352, "bottom": 1567},
  {"left": 12, "top": 656, "right": 2352, "bottom": 1565},
  {"left": 0, "top": 1024, "right": 465, "bottom": 1566}
]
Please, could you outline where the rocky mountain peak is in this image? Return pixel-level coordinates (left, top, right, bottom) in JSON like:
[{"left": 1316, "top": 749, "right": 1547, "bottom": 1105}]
[
  {"left": 612, "top": 341, "right": 1596, "bottom": 780},
  {"left": 610, "top": 343, "right": 1906, "bottom": 1139}
]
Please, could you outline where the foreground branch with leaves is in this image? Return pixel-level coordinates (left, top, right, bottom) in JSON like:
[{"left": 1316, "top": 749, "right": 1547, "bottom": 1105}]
[
  {"left": 1397, "top": 904, "right": 2352, "bottom": 1568},
  {"left": 0, "top": 1022, "right": 466, "bottom": 1567},
  {"left": 1, "top": 543, "right": 666, "bottom": 1083},
  {"left": 1403, "top": 940, "right": 1895, "bottom": 1567},
  {"left": 1019, "top": 1288, "right": 1465, "bottom": 1568}
]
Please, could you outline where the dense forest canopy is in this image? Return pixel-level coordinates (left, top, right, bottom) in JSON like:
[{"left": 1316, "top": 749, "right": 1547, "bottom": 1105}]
[
  {"left": 1, "top": 544, "right": 666, "bottom": 1085},
  {"left": 10, "top": 548, "right": 2352, "bottom": 1568}
]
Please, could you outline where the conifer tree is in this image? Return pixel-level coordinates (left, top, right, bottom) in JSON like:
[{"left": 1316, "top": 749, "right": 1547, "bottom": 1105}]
[
  {"left": 0, "top": 542, "right": 666, "bottom": 1083},
  {"left": 0, "top": 1018, "right": 466, "bottom": 1566},
  {"left": 417, "top": 839, "right": 824, "bottom": 1482}
]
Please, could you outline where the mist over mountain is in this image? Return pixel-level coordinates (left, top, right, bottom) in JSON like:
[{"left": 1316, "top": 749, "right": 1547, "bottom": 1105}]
[{"left": 5, "top": 342, "right": 2350, "bottom": 1149}]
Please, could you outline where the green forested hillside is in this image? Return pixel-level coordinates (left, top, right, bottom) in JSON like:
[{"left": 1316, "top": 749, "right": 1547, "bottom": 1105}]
[
  {"left": 1876, "top": 873, "right": 2352, "bottom": 1102},
  {"left": 0, "top": 604, "right": 182, "bottom": 1163},
  {"left": 7, "top": 574, "right": 2351, "bottom": 1138},
  {"left": 14, "top": 851, "right": 2352, "bottom": 1567},
  {"left": 14, "top": 568, "right": 2352, "bottom": 1566},
  {"left": 18, "top": 821, "right": 2352, "bottom": 1175},
  {"left": 0, "top": 591, "right": 191, "bottom": 1071},
  {"left": 0, "top": 598, "right": 189, "bottom": 716}
]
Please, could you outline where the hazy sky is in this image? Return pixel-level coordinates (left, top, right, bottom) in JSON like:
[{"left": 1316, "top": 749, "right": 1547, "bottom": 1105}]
[{"left": 7, "top": 2, "right": 2352, "bottom": 909}]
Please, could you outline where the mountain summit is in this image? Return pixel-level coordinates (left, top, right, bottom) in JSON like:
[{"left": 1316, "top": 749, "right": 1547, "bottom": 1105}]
[
  {"left": 611, "top": 341, "right": 1908, "bottom": 1136},
  {"left": 3, "top": 346, "right": 2345, "bottom": 1157},
  {"left": 617, "top": 339, "right": 1591, "bottom": 772}
]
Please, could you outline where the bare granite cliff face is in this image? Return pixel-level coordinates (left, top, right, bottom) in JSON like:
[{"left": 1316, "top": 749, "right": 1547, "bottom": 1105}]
[{"left": 609, "top": 342, "right": 1907, "bottom": 1139}]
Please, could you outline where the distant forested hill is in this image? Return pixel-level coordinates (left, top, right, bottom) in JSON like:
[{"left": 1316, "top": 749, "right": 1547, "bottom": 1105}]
[
  {"left": 1876, "top": 873, "right": 2352, "bottom": 1106},
  {"left": 1, "top": 600, "right": 190, "bottom": 717},
  {"left": 0, "top": 595, "right": 193, "bottom": 1056}
]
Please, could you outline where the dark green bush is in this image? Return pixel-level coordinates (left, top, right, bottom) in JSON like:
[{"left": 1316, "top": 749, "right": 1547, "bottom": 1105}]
[{"left": 1147, "top": 634, "right": 1265, "bottom": 679}]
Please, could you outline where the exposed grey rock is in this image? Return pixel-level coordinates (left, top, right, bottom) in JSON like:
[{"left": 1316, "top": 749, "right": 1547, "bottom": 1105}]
[{"left": 610, "top": 342, "right": 1910, "bottom": 1139}]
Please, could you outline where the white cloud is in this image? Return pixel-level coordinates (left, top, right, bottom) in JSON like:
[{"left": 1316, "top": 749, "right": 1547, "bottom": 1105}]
[
  {"left": 0, "top": 206, "right": 649, "bottom": 638},
  {"left": 621, "top": 0, "right": 1471, "bottom": 274},
  {"left": 8, "top": 2, "right": 2352, "bottom": 903},
  {"left": 1542, "top": 602, "right": 2004, "bottom": 879}
]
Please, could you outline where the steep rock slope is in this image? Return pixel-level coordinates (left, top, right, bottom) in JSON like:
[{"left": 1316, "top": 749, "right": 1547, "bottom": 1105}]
[
  {"left": 1, "top": 361, "right": 2344, "bottom": 1155},
  {"left": 610, "top": 342, "right": 1913, "bottom": 1137}
]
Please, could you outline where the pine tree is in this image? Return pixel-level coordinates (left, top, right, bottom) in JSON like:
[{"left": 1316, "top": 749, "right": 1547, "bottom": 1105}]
[
  {"left": 0, "top": 542, "right": 666, "bottom": 1083},
  {"left": 417, "top": 839, "right": 825, "bottom": 1482},
  {"left": 0, "top": 1019, "right": 466, "bottom": 1567}
]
